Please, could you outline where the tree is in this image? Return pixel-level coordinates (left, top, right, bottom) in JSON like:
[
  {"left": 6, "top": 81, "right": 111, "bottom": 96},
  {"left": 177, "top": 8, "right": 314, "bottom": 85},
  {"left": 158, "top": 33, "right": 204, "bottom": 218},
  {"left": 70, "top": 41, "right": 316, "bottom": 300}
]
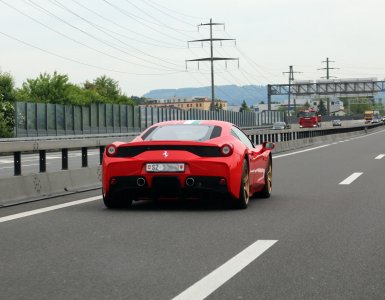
[
  {"left": 239, "top": 100, "right": 251, "bottom": 112},
  {"left": 67, "top": 85, "right": 102, "bottom": 105},
  {"left": 350, "top": 103, "right": 372, "bottom": 115},
  {"left": 131, "top": 96, "right": 147, "bottom": 105},
  {"left": 83, "top": 75, "right": 134, "bottom": 105},
  {"left": 84, "top": 75, "right": 120, "bottom": 101},
  {"left": 0, "top": 72, "right": 16, "bottom": 137},
  {"left": 0, "top": 72, "right": 16, "bottom": 102},
  {"left": 16, "top": 71, "right": 73, "bottom": 104},
  {"left": 116, "top": 94, "right": 134, "bottom": 105},
  {"left": 317, "top": 99, "right": 327, "bottom": 116}
]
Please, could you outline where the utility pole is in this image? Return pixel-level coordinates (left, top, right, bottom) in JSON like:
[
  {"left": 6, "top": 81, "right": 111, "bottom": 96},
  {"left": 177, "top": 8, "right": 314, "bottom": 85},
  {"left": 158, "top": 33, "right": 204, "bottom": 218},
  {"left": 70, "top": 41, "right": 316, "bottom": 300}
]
[
  {"left": 186, "top": 18, "right": 238, "bottom": 111},
  {"left": 318, "top": 57, "right": 339, "bottom": 115},
  {"left": 318, "top": 57, "right": 339, "bottom": 79},
  {"left": 283, "top": 66, "right": 301, "bottom": 116}
]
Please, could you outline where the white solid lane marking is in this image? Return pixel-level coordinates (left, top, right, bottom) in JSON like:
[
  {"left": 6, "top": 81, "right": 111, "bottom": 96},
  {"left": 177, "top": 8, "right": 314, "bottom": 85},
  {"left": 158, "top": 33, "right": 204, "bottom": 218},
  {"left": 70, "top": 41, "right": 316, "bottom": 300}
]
[
  {"left": 22, "top": 163, "right": 41, "bottom": 167},
  {"left": 0, "top": 159, "right": 14, "bottom": 164},
  {"left": 0, "top": 159, "right": 36, "bottom": 164},
  {"left": 0, "top": 163, "right": 41, "bottom": 170},
  {"left": 274, "top": 144, "right": 330, "bottom": 158},
  {"left": 339, "top": 172, "right": 363, "bottom": 185},
  {"left": 375, "top": 154, "right": 385, "bottom": 160},
  {"left": 0, "top": 163, "right": 50, "bottom": 170},
  {"left": 0, "top": 196, "right": 102, "bottom": 223},
  {"left": 172, "top": 240, "right": 278, "bottom": 300},
  {"left": 273, "top": 129, "right": 385, "bottom": 159}
]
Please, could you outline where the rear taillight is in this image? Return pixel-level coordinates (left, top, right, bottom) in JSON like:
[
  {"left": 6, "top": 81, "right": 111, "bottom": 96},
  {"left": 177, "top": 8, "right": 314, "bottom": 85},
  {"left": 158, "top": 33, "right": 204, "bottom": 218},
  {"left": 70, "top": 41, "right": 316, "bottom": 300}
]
[
  {"left": 106, "top": 144, "right": 117, "bottom": 157},
  {"left": 220, "top": 144, "right": 233, "bottom": 156}
]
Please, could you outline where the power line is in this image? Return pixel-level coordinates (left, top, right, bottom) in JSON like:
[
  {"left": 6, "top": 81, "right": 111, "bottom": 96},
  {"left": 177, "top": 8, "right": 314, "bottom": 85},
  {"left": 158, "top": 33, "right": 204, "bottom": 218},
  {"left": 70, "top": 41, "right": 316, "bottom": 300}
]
[
  {"left": 0, "top": 30, "right": 182, "bottom": 76},
  {"left": 122, "top": 0, "right": 197, "bottom": 35},
  {"left": 143, "top": 0, "right": 203, "bottom": 20},
  {"left": 69, "top": 0, "right": 185, "bottom": 48},
  {"left": 216, "top": 47, "right": 267, "bottom": 100},
  {"left": 141, "top": 0, "right": 198, "bottom": 27},
  {"left": 102, "top": 0, "right": 186, "bottom": 43},
  {"left": 47, "top": 0, "right": 184, "bottom": 70},
  {"left": 0, "top": 0, "right": 183, "bottom": 72},
  {"left": 23, "top": 0, "right": 183, "bottom": 71}
]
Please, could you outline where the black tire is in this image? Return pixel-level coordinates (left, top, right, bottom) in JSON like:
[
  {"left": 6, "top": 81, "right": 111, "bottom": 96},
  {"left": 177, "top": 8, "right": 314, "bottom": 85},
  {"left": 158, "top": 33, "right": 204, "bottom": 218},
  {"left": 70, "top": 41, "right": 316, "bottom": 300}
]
[
  {"left": 232, "top": 159, "right": 250, "bottom": 209},
  {"left": 255, "top": 158, "right": 272, "bottom": 198},
  {"left": 103, "top": 191, "right": 132, "bottom": 209}
]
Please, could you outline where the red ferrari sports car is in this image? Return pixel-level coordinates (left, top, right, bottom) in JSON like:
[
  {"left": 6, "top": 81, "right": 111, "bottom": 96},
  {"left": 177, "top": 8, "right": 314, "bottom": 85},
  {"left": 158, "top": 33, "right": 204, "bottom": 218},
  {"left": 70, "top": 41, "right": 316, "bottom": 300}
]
[{"left": 102, "top": 120, "right": 274, "bottom": 209}]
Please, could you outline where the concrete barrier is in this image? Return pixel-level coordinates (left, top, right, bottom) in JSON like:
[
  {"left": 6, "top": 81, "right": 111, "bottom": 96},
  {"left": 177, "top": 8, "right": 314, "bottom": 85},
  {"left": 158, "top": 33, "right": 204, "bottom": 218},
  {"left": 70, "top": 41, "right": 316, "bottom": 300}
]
[{"left": 0, "top": 166, "right": 101, "bottom": 207}]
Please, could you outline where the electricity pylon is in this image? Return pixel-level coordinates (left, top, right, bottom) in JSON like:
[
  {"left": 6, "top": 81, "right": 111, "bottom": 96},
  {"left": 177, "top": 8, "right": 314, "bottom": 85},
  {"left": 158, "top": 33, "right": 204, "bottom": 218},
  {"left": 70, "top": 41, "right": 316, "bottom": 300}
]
[{"left": 186, "top": 18, "right": 238, "bottom": 111}]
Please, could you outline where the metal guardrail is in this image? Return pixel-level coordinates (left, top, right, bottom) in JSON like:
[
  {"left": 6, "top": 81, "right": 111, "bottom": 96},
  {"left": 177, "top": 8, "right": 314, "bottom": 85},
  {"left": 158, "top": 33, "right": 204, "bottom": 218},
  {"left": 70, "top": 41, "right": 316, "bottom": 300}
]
[
  {"left": 0, "top": 132, "right": 139, "bottom": 176},
  {"left": 244, "top": 122, "right": 383, "bottom": 145}
]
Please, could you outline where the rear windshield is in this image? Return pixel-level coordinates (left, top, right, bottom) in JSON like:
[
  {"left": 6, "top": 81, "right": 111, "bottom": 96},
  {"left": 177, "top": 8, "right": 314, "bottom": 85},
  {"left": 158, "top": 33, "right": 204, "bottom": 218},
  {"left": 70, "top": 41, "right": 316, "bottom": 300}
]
[
  {"left": 299, "top": 111, "right": 316, "bottom": 118},
  {"left": 142, "top": 124, "right": 221, "bottom": 141}
]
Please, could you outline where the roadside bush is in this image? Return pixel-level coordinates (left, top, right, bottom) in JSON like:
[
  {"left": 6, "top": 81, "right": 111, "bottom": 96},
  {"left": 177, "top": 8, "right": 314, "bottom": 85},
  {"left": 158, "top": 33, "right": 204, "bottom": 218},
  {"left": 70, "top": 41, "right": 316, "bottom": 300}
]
[
  {"left": 0, "top": 101, "right": 15, "bottom": 138},
  {"left": 0, "top": 113, "right": 13, "bottom": 137}
]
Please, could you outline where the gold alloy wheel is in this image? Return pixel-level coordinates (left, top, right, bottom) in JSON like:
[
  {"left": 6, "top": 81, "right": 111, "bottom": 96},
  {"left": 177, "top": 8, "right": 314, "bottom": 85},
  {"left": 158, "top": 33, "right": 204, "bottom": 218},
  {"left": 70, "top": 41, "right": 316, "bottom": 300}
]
[
  {"left": 267, "top": 163, "right": 272, "bottom": 193},
  {"left": 243, "top": 172, "right": 250, "bottom": 204}
]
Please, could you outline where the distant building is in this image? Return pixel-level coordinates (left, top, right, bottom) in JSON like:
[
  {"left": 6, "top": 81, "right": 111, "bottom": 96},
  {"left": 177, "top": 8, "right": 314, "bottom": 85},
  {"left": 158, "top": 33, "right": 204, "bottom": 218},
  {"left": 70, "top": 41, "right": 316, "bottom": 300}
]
[
  {"left": 294, "top": 97, "right": 345, "bottom": 116},
  {"left": 250, "top": 103, "right": 282, "bottom": 112},
  {"left": 143, "top": 96, "right": 228, "bottom": 111},
  {"left": 227, "top": 105, "right": 241, "bottom": 112}
]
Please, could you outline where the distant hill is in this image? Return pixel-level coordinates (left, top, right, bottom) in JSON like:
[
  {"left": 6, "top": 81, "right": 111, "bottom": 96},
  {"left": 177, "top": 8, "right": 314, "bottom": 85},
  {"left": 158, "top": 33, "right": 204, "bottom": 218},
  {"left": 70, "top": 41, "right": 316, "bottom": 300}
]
[
  {"left": 143, "top": 85, "right": 286, "bottom": 106},
  {"left": 144, "top": 85, "right": 385, "bottom": 106}
]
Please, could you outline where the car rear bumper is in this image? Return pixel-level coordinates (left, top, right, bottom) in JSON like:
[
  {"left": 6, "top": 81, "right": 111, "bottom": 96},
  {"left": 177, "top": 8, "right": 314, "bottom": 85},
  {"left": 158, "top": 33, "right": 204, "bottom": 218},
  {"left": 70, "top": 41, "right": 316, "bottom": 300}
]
[{"left": 107, "top": 175, "right": 229, "bottom": 200}]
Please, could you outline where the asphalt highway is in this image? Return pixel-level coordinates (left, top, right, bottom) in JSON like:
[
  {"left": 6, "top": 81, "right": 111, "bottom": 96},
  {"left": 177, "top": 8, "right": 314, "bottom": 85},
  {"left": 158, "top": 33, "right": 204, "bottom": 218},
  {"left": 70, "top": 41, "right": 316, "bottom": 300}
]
[{"left": 1, "top": 128, "right": 385, "bottom": 299}]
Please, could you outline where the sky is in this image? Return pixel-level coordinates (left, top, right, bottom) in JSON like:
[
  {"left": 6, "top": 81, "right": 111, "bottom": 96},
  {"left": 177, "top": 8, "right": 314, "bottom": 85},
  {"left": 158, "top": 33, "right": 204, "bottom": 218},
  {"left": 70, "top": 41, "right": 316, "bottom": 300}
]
[{"left": 1, "top": 0, "right": 385, "bottom": 102}]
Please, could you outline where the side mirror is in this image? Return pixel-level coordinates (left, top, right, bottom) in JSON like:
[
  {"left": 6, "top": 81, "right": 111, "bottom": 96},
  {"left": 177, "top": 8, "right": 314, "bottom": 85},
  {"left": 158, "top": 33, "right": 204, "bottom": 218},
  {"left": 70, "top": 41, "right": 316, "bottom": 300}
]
[{"left": 262, "top": 141, "right": 275, "bottom": 150}]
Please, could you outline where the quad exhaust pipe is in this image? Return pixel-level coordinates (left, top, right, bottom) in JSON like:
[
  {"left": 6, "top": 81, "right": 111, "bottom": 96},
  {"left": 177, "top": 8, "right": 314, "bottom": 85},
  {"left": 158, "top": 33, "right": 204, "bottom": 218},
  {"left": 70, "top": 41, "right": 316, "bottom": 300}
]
[
  {"left": 136, "top": 177, "right": 146, "bottom": 187},
  {"left": 185, "top": 177, "right": 195, "bottom": 187}
]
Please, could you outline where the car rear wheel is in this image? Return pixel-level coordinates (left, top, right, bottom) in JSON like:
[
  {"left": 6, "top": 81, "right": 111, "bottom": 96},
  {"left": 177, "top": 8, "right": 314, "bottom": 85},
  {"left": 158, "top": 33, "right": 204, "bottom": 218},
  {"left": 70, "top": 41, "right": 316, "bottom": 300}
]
[
  {"left": 255, "top": 158, "right": 272, "bottom": 198},
  {"left": 232, "top": 159, "right": 250, "bottom": 209}
]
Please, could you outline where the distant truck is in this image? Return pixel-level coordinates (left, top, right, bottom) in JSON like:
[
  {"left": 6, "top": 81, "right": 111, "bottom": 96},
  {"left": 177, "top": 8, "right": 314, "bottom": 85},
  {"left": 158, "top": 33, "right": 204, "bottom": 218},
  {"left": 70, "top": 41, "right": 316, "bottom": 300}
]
[
  {"left": 364, "top": 110, "right": 380, "bottom": 123},
  {"left": 298, "top": 109, "right": 321, "bottom": 128}
]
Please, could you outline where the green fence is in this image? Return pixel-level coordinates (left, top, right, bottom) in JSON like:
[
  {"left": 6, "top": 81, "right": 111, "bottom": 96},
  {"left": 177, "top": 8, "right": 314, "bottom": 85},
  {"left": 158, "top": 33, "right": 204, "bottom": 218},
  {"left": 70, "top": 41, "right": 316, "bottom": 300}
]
[{"left": 14, "top": 102, "right": 284, "bottom": 137}]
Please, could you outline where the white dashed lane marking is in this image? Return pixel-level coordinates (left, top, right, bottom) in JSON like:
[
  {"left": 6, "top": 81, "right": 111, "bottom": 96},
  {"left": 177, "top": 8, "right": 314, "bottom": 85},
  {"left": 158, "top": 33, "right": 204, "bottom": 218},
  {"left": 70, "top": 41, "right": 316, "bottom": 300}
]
[
  {"left": 172, "top": 240, "right": 278, "bottom": 300},
  {"left": 0, "top": 196, "right": 102, "bottom": 223},
  {"left": 339, "top": 172, "right": 363, "bottom": 185},
  {"left": 375, "top": 154, "right": 385, "bottom": 160}
]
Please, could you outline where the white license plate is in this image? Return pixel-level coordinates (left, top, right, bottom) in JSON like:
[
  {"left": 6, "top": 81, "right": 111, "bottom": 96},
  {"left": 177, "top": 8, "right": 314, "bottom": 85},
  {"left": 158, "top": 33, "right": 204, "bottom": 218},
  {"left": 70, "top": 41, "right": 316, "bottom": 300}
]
[{"left": 146, "top": 163, "right": 185, "bottom": 173}]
